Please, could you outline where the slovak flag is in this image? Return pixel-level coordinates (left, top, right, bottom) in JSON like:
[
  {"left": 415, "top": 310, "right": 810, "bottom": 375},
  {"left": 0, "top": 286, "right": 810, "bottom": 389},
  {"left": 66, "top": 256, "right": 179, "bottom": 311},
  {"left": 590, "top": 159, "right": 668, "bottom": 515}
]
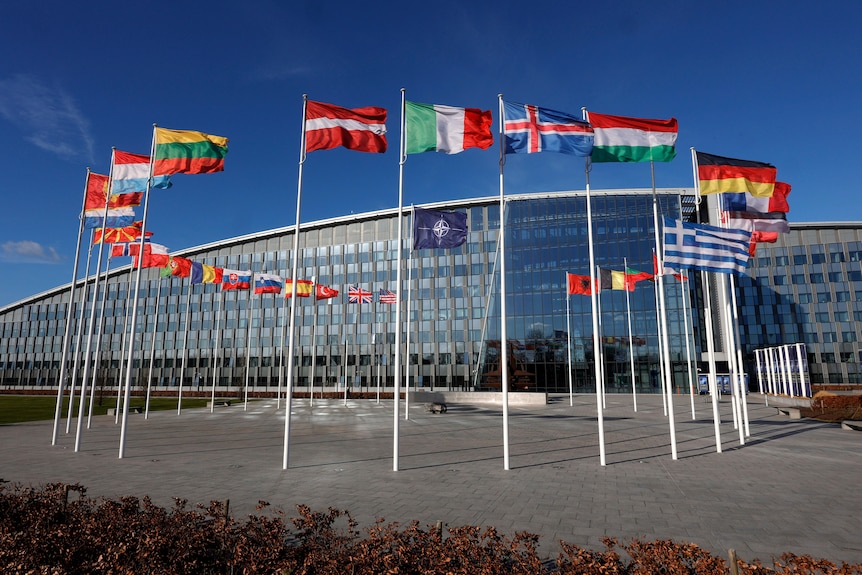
[
  {"left": 254, "top": 272, "right": 283, "bottom": 294},
  {"left": 347, "top": 285, "right": 373, "bottom": 304},
  {"left": 222, "top": 268, "right": 251, "bottom": 291}
]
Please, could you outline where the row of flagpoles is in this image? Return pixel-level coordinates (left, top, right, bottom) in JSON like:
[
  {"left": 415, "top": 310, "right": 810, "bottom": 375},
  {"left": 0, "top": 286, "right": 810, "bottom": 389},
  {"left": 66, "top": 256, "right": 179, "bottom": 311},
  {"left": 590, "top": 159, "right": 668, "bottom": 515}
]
[{"left": 54, "top": 90, "right": 791, "bottom": 471}]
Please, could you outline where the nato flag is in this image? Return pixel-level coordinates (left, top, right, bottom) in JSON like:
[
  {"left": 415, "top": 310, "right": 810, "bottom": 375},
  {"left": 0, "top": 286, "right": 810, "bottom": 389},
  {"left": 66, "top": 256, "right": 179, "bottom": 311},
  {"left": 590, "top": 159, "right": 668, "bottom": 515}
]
[{"left": 413, "top": 208, "right": 468, "bottom": 250}]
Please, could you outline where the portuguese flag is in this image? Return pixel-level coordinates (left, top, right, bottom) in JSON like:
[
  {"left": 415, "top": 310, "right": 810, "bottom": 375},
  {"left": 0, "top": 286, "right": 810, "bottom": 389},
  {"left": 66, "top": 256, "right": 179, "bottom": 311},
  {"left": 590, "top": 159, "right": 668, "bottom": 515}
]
[
  {"left": 406, "top": 101, "right": 493, "bottom": 154},
  {"left": 696, "top": 151, "right": 776, "bottom": 197},
  {"left": 589, "top": 112, "right": 678, "bottom": 163},
  {"left": 154, "top": 128, "right": 228, "bottom": 176}
]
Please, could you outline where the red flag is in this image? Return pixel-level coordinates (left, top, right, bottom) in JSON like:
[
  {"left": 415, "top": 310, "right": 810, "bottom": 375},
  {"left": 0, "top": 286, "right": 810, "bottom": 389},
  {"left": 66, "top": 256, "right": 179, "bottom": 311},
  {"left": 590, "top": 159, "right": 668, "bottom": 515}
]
[
  {"left": 284, "top": 279, "right": 313, "bottom": 297},
  {"left": 168, "top": 256, "right": 193, "bottom": 277},
  {"left": 305, "top": 100, "right": 387, "bottom": 153},
  {"left": 84, "top": 173, "right": 110, "bottom": 210},
  {"left": 566, "top": 273, "right": 596, "bottom": 296},
  {"left": 93, "top": 221, "right": 153, "bottom": 244},
  {"left": 133, "top": 243, "right": 170, "bottom": 269},
  {"left": 315, "top": 284, "right": 339, "bottom": 300}
]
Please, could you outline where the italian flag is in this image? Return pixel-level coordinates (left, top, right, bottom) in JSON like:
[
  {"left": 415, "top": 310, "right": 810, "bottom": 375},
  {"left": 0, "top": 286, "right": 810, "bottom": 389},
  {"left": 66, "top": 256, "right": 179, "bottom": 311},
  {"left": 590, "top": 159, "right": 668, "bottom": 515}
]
[
  {"left": 588, "top": 112, "right": 678, "bottom": 163},
  {"left": 405, "top": 101, "right": 493, "bottom": 154}
]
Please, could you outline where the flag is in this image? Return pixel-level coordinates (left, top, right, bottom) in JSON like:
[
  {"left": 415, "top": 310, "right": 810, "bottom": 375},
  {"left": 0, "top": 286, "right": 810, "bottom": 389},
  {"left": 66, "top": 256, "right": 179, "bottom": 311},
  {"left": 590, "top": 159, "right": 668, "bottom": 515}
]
[
  {"left": 599, "top": 268, "right": 631, "bottom": 291},
  {"left": 93, "top": 221, "right": 152, "bottom": 243},
  {"left": 663, "top": 217, "right": 751, "bottom": 275},
  {"left": 190, "top": 262, "right": 219, "bottom": 284},
  {"left": 254, "top": 272, "right": 283, "bottom": 294},
  {"left": 84, "top": 173, "right": 110, "bottom": 210},
  {"left": 112, "top": 150, "right": 171, "bottom": 192},
  {"left": 625, "top": 267, "right": 654, "bottom": 289},
  {"left": 347, "top": 285, "right": 373, "bottom": 304},
  {"left": 315, "top": 284, "right": 339, "bottom": 300},
  {"left": 379, "top": 289, "right": 397, "bottom": 304},
  {"left": 722, "top": 211, "right": 790, "bottom": 234},
  {"left": 695, "top": 151, "right": 777, "bottom": 197},
  {"left": 566, "top": 273, "right": 596, "bottom": 295},
  {"left": 153, "top": 128, "right": 229, "bottom": 175},
  {"left": 503, "top": 101, "right": 593, "bottom": 156},
  {"left": 652, "top": 253, "right": 685, "bottom": 281},
  {"left": 305, "top": 100, "right": 387, "bottom": 153},
  {"left": 413, "top": 208, "right": 468, "bottom": 250},
  {"left": 83, "top": 208, "right": 136, "bottom": 229},
  {"left": 166, "top": 256, "right": 193, "bottom": 278},
  {"left": 136, "top": 243, "right": 170, "bottom": 269},
  {"left": 284, "top": 279, "right": 313, "bottom": 297},
  {"left": 222, "top": 268, "right": 251, "bottom": 291},
  {"left": 587, "top": 111, "right": 678, "bottom": 163},
  {"left": 110, "top": 243, "right": 131, "bottom": 257},
  {"left": 719, "top": 181, "right": 791, "bottom": 214},
  {"left": 405, "top": 101, "right": 493, "bottom": 154}
]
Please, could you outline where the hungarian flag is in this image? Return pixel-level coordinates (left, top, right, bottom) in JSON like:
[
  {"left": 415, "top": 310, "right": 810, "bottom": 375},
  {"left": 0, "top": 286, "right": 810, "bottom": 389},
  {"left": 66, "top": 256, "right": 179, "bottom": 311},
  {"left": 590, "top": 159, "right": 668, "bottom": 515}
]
[
  {"left": 222, "top": 268, "right": 251, "bottom": 290},
  {"left": 588, "top": 111, "right": 678, "bottom": 163},
  {"left": 405, "top": 101, "right": 493, "bottom": 154},
  {"left": 695, "top": 151, "right": 777, "bottom": 197},
  {"left": 284, "top": 279, "right": 313, "bottom": 297},
  {"left": 154, "top": 128, "right": 229, "bottom": 175},
  {"left": 315, "top": 284, "right": 339, "bottom": 300},
  {"left": 305, "top": 100, "right": 387, "bottom": 153},
  {"left": 566, "top": 273, "right": 596, "bottom": 296}
]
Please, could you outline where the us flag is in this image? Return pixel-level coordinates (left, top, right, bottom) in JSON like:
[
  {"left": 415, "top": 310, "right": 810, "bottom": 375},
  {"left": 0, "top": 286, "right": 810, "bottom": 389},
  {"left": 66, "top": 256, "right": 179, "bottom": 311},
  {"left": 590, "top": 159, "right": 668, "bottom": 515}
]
[
  {"left": 378, "top": 289, "right": 397, "bottom": 304},
  {"left": 348, "top": 285, "right": 373, "bottom": 304}
]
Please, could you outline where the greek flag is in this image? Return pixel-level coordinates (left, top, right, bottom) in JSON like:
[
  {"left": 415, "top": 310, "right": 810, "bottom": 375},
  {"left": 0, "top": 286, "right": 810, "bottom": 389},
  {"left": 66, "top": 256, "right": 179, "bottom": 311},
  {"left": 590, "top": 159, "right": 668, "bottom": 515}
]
[{"left": 662, "top": 217, "right": 751, "bottom": 275}]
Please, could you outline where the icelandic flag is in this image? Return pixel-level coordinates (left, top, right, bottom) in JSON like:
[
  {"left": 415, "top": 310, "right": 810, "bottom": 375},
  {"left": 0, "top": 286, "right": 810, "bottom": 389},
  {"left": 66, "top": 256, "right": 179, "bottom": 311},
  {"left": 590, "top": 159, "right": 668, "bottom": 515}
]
[
  {"left": 112, "top": 150, "right": 171, "bottom": 193},
  {"left": 221, "top": 268, "right": 251, "bottom": 291},
  {"left": 254, "top": 272, "right": 283, "bottom": 294},
  {"left": 662, "top": 217, "right": 751, "bottom": 275},
  {"left": 503, "top": 101, "right": 593, "bottom": 156}
]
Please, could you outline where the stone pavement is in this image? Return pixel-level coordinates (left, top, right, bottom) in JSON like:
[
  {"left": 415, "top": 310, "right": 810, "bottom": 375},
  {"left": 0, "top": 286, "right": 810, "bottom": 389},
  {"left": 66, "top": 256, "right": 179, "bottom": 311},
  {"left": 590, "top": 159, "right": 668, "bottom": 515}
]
[{"left": 2, "top": 392, "right": 861, "bottom": 565}]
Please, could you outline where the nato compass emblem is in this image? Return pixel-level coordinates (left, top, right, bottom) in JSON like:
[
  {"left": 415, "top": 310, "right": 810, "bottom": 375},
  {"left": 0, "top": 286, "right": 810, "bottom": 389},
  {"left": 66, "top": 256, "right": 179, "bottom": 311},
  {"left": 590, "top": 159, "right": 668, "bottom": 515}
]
[{"left": 433, "top": 218, "right": 453, "bottom": 240}]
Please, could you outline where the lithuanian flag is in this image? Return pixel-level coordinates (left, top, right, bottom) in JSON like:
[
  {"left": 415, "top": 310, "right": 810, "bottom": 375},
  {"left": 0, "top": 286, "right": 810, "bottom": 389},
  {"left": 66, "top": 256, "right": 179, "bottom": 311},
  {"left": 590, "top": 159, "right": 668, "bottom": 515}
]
[
  {"left": 696, "top": 151, "right": 776, "bottom": 197},
  {"left": 154, "top": 128, "right": 228, "bottom": 176}
]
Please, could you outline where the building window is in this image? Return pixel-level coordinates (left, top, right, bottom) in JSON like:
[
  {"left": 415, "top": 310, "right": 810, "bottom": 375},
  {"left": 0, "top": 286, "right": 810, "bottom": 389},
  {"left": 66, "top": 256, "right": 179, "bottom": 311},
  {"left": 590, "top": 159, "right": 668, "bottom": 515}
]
[
  {"left": 811, "top": 253, "right": 826, "bottom": 264},
  {"left": 843, "top": 332, "right": 857, "bottom": 343},
  {"left": 809, "top": 273, "right": 824, "bottom": 283}
]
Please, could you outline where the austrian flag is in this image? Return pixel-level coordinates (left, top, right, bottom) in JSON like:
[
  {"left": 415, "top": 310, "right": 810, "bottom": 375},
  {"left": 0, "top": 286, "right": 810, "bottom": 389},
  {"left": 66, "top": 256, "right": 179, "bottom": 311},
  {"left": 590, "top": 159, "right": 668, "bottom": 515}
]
[{"left": 305, "top": 100, "right": 387, "bottom": 153}]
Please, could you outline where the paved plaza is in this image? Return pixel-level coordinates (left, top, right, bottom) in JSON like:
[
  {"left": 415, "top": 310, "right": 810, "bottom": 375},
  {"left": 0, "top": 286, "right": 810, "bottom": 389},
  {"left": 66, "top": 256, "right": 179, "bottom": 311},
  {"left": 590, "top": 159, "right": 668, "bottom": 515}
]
[{"left": 2, "top": 392, "right": 861, "bottom": 564}]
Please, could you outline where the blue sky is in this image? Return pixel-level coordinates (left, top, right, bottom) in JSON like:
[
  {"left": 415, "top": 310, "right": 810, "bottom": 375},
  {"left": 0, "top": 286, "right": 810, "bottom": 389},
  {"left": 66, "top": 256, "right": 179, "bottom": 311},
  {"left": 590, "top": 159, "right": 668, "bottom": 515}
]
[{"left": 1, "top": 1, "right": 859, "bottom": 308}]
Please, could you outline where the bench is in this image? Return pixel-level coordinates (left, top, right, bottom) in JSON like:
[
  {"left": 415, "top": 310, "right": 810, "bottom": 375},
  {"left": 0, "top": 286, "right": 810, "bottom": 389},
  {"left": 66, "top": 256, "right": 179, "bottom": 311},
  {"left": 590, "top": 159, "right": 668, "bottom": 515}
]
[
  {"left": 424, "top": 402, "right": 447, "bottom": 414},
  {"left": 841, "top": 420, "right": 862, "bottom": 431},
  {"left": 106, "top": 406, "right": 143, "bottom": 416},
  {"left": 206, "top": 400, "right": 233, "bottom": 408},
  {"left": 776, "top": 407, "right": 801, "bottom": 419}
]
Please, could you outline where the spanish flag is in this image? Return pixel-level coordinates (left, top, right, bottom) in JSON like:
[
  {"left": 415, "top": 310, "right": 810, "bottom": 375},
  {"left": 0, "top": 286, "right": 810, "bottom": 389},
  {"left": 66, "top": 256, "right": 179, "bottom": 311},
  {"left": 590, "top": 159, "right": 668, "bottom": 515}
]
[
  {"left": 154, "top": 128, "right": 228, "bottom": 176},
  {"left": 696, "top": 151, "right": 776, "bottom": 198}
]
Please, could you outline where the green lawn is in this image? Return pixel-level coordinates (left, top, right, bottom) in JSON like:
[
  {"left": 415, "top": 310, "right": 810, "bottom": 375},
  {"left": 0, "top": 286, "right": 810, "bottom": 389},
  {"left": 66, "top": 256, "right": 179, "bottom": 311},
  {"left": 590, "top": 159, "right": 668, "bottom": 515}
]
[{"left": 0, "top": 396, "right": 212, "bottom": 425}]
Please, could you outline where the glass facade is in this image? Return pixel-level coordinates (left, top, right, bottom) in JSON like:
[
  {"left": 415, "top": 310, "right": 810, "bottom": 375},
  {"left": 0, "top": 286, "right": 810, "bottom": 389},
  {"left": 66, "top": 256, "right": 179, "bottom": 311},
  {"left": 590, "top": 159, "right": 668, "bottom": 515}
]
[{"left": 18, "top": 188, "right": 848, "bottom": 397}]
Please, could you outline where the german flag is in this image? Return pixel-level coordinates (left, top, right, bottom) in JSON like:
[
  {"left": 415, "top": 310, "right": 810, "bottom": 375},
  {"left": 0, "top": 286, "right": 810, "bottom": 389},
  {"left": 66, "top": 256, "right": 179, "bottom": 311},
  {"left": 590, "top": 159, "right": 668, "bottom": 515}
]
[{"left": 696, "top": 151, "right": 777, "bottom": 197}]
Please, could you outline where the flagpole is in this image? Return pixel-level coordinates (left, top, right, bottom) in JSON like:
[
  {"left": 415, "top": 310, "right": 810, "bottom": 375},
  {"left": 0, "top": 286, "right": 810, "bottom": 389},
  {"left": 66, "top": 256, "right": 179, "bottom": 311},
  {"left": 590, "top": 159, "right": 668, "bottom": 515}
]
[
  {"left": 596, "top": 268, "right": 606, "bottom": 410},
  {"left": 565, "top": 283, "right": 573, "bottom": 406},
  {"left": 581, "top": 108, "right": 605, "bottom": 466},
  {"left": 144, "top": 275, "right": 162, "bottom": 419},
  {"left": 283, "top": 95, "right": 308, "bottom": 469},
  {"left": 242, "top": 280, "right": 254, "bottom": 412},
  {"left": 404, "top": 205, "right": 414, "bottom": 420},
  {"left": 118, "top": 126, "right": 157, "bottom": 459},
  {"left": 212, "top": 282, "right": 224, "bottom": 407},
  {"left": 87, "top": 248, "right": 114, "bottom": 428},
  {"left": 177, "top": 274, "right": 193, "bottom": 415},
  {"left": 681, "top": 272, "right": 697, "bottom": 419},
  {"left": 52, "top": 169, "right": 92, "bottom": 445},
  {"left": 309, "top": 276, "right": 318, "bottom": 408},
  {"left": 115, "top": 264, "right": 135, "bottom": 424},
  {"left": 276, "top": 288, "right": 287, "bottom": 410},
  {"left": 624, "top": 258, "right": 637, "bottom": 412},
  {"left": 729, "top": 273, "right": 751, "bottom": 436},
  {"left": 75, "top": 154, "right": 116, "bottom": 452},
  {"left": 498, "top": 95, "right": 511, "bottom": 470},
  {"left": 66, "top": 230, "right": 95, "bottom": 434}
]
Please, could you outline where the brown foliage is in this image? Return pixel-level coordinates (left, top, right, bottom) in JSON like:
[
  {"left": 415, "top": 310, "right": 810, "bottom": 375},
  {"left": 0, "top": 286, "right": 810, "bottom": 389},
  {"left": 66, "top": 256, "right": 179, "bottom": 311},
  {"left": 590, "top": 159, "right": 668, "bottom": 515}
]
[{"left": 2, "top": 481, "right": 862, "bottom": 574}]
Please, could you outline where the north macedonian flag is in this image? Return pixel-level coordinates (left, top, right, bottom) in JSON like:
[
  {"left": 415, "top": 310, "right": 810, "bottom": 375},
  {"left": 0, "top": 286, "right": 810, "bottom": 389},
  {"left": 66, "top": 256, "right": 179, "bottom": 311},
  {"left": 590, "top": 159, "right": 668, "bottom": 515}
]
[
  {"left": 695, "top": 151, "right": 776, "bottom": 197},
  {"left": 153, "top": 128, "right": 229, "bottom": 176}
]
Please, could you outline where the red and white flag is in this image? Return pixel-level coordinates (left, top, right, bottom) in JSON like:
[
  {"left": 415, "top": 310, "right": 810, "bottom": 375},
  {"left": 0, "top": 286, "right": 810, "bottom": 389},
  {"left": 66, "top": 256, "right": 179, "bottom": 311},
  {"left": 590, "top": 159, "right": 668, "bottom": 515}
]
[
  {"left": 315, "top": 284, "right": 339, "bottom": 300},
  {"left": 305, "top": 100, "right": 387, "bottom": 153}
]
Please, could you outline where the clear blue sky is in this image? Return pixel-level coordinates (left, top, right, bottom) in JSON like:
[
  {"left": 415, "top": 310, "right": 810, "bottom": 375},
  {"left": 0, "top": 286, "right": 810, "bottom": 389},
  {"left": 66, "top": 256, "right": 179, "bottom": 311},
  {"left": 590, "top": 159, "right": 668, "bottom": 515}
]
[{"left": 1, "top": 1, "right": 859, "bottom": 308}]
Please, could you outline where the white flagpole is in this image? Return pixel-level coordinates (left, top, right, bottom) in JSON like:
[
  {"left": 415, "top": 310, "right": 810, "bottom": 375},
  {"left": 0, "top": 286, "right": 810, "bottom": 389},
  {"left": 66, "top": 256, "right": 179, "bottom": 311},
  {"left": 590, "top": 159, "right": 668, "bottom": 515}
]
[
  {"left": 176, "top": 274, "right": 193, "bottom": 415},
  {"left": 144, "top": 275, "right": 162, "bottom": 419},
  {"left": 566, "top": 282, "right": 574, "bottom": 406},
  {"left": 242, "top": 281, "right": 254, "bottom": 412},
  {"left": 404, "top": 206, "right": 414, "bottom": 420},
  {"left": 277, "top": 284, "right": 288, "bottom": 410},
  {"left": 653, "top": 264, "right": 668, "bottom": 416},
  {"left": 87, "top": 248, "right": 114, "bottom": 428},
  {"left": 595, "top": 268, "right": 606, "bottom": 409},
  {"left": 212, "top": 283, "right": 224, "bottom": 406},
  {"left": 115, "top": 264, "right": 135, "bottom": 424},
  {"left": 118, "top": 127, "right": 158, "bottom": 459},
  {"left": 729, "top": 274, "right": 751, "bottom": 435},
  {"left": 681, "top": 273, "right": 697, "bottom": 419},
  {"left": 392, "top": 89, "right": 407, "bottom": 469},
  {"left": 309, "top": 276, "right": 318, "bottom": 407},
  {"left": 283, "top": 95, "right": 308, "bottom": 469},
  {"left": 624, "top": 259, "right": 637, "bottom": 412},
  {"left": 498, "top": 95, "right": 511, "bottom": 470},
  {"left": 581, "top": 108, "right": 605, "bottom": 466},
  {"left": 66, "top": 231, "right": 95, "bottom": 434},
  {"left": 52, "top": 169, "right": 92, "bottom": 445}
]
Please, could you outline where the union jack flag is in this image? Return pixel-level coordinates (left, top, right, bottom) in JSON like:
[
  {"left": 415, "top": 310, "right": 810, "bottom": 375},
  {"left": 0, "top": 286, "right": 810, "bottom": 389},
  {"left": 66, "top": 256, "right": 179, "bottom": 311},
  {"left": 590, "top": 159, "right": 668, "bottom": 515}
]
[
  {"left": 378, "top": 289, "right": 397, "bottom": 304},
  {"left": 503, "top": 101, "right": 593, "bottom": 156},
  {"left": 348, "top": 285, "right": 373, "bottom": 304}
]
